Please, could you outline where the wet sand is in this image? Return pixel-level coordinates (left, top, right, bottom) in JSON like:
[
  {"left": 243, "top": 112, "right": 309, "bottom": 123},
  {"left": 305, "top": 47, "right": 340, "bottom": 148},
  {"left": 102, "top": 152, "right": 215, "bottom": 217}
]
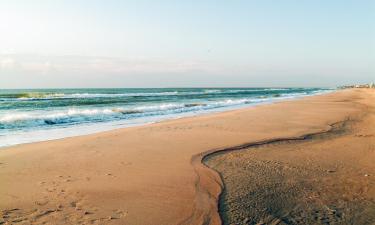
[
  {"left": 205, "top": 89, "right": 375, "bottom": 225},
  {"left": 0, "top": 89, "right": 373, "bottom": 225}
]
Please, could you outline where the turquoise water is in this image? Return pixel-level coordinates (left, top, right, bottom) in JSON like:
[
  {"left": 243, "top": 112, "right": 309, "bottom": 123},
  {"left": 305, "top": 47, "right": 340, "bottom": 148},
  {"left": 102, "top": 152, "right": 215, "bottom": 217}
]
[{"left": 0, "top": 88, "right": 331, "bottom": 147}]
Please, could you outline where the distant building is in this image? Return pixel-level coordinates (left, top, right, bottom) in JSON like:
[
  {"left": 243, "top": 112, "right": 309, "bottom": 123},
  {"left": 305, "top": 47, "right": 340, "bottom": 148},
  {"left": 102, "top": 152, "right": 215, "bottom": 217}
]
[{"left": 339, "top": 83, "right": 375, "bottom": 89}]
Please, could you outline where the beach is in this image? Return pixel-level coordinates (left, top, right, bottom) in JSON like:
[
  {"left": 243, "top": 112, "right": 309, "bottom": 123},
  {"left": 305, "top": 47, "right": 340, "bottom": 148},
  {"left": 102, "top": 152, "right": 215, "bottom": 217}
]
[
  {"left": 0, "top": 88, "right": 327, "bottom": 148},
  {"left": 0, "top": 88, "right": 374, "bottom": 225},
  {"left": 205, "top": 90, "right": 375, "bottom": 224}
]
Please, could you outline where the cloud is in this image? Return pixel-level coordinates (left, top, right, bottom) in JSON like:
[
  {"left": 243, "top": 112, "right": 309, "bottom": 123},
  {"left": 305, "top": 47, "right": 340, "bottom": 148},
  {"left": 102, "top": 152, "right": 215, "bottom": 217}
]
[
  {"left": 1, "top": 53, "right": 373, "bottom": 88},
  {"left": 0, "top": 54, "right": 222, "bottom": 75}
]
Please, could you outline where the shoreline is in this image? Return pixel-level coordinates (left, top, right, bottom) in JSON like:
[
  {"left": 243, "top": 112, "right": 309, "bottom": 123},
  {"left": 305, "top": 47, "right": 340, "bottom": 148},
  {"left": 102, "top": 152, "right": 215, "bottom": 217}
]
[
  {"left": 0, "top": 89, "right": 371, "bottom": 225},
  {"left": 0, "top": 89, "right": 333, "bottom": 149}
]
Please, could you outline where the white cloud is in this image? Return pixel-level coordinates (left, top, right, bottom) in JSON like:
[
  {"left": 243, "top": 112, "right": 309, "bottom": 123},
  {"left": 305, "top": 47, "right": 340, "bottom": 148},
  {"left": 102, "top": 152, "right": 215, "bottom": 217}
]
[{"left": 0, "top": 54, "right": 222, "bottom": 75}]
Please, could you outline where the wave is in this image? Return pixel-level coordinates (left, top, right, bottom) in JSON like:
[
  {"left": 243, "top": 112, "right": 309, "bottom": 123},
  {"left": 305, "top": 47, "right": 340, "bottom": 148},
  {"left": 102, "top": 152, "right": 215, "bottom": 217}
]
[
  {"left": 0, "top": 88, "right": 329, "bottom": 131},
  {"left": 0, "top": 108, "right": 116, "bottom": 123},
  {"left": 0, "top": 88, "right": 314, "bottom": 101},
  {"left": 0, "top": 92, "right": 65, "bottom": 100},
  {"left": 112, "top": 109, "right": 143, "bottom": 115},
  {"left": 0, "top": 98, "right": 245, "bottom": 128},
  {"left": 0, "top": 91, "right": 183, "bottom": 100},
  {"left": 184, "top": 103, "right": 207, "bottom": 107},
  {"left": 65, "top": 91, "right": 181, "bottom": 99},
  {"left": 265, "top": 88, "right": 291, "bottom": 91},
  {"left": 1, "top": 89, "right": 231, "bottom": 100},
  {"left": 203, "top": 89, "right": 221, "bottom": 94},
  {"left": 0, "top": 102, "right": 205, "bottom": 127}
]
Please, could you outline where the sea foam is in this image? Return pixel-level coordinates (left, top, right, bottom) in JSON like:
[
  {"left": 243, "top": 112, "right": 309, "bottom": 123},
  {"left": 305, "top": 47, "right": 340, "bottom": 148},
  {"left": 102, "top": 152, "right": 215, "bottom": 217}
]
[{"left": 0, "top": 88, "right": 333, "bottom": 147}]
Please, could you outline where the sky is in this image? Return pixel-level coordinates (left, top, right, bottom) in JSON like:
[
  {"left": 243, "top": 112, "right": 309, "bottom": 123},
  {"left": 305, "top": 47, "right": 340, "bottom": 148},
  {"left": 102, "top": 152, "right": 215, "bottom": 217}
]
[{"left": 0, "top": 0, "right": 374, "bottom": 88}]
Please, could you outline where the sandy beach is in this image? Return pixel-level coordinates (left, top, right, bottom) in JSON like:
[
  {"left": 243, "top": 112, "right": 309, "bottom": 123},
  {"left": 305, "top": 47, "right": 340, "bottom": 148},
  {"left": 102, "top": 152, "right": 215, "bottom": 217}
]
[
  {"left": 0, "top": 88, "right": 374, "bottom": 225},
  {"left": 205, "top": 90, "right": 375, "bottom": 224}
]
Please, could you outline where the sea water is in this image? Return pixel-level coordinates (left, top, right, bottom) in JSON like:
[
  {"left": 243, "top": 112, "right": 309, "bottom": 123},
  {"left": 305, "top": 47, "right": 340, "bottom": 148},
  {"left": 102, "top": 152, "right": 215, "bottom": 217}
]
[{"left": 0, "top": 88, "right": 332, "bottom": 147}]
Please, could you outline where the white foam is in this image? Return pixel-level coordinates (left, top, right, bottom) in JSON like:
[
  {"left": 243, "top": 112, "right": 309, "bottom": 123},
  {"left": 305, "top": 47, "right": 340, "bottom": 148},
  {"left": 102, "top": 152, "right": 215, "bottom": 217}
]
[
  {"left": 13, "top": 91, "right": 183, "bottom": 100},
  {"left": 0, "top": 89, "right": 334, "bottom": 148}
]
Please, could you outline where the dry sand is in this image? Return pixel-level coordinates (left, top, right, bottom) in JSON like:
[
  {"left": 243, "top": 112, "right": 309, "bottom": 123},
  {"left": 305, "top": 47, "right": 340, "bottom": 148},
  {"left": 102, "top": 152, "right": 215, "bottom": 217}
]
[{"left": 0, "top": 89, "right": 373, "bottom": 225}]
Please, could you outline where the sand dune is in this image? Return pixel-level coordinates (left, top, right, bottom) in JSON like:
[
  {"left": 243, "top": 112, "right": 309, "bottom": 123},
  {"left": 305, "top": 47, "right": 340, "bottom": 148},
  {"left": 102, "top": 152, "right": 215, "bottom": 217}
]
[{"left": 0, "top": 89, "right": 373, "bottom": 225}]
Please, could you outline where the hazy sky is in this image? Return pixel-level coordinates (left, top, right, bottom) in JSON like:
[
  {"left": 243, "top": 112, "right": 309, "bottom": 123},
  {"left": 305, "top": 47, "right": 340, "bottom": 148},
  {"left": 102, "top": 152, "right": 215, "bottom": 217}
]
[{"left": 0, "top": 0, "right": 374, "bottom": 88}]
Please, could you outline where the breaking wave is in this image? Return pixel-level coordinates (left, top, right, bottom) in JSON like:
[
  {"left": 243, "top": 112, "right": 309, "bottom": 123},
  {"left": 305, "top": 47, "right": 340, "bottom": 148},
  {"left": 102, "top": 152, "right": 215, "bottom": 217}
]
[{"left": 0, "top": 87, "right": 333, "bottom": 147}]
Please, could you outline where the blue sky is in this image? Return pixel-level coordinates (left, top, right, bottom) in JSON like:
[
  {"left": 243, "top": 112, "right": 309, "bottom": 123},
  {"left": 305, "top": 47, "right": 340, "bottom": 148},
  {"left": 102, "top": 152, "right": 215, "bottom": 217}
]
[{"left": 0, "top": 0, "right": 374, "bottom": 88}]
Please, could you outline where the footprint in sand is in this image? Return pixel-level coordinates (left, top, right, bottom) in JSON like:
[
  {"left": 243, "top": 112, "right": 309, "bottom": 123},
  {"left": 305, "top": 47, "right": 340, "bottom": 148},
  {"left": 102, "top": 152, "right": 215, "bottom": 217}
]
[
  {"left": 35, "top": 200, "right": 49, "bottom": 206},
  {"left": 111, "top": 209, "right": 128, "bottom": 219}
]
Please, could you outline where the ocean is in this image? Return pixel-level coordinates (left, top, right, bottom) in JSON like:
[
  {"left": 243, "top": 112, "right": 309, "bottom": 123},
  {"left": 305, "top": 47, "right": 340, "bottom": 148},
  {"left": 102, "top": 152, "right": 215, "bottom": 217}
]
[{"left": 0, "top": 88, "right": 332, "bottom": 147}]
